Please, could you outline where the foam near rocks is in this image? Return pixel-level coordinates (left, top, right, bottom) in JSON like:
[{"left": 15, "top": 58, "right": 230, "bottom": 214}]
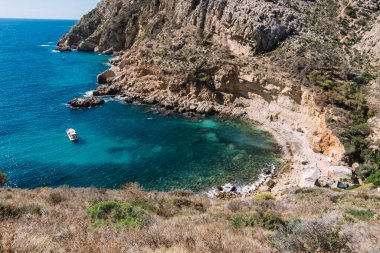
[
  {"left": 207, "top": 164, "right": 276, "bottom": 197},
  {"left": 83, "top": 90, "right": 94, "bottom": 97}
]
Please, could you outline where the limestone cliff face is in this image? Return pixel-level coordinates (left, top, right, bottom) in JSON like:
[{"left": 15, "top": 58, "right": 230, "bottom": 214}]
[
  {"left": 357, "top": 16, "right": 380, "bottom": 64},
  {"left": 58, "top": 0, "right": 302, "bottom": 55},
  {"left": 356, "top": 15, "right": 380, "bottom": 149},
  {"left": 307, "top": 115, "right": 345, "bottom": 162}
]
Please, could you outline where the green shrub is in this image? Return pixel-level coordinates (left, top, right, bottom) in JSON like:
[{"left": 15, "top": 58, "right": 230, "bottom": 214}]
[
  {"left": 345, "top": 209, "right": 375, "bottom": 221},
  {"left": 353, "top": 183, "right": 376, "bottom": 191},
  {"left": 354, "top": 72, "right": 373, "bottom": 85},
  {"left": 0, "top": 172, "right": 8, "bottom": 187},
  {"left": 87, "top": 200, "right": 148, "bottom": 228},
  {"left": 346, "top": 185, "right": 359, "bottom": 190},
  {"left": 345, "top": 5, "right": 358, "bottom": 19},
  {"left": 309, "top": 71, "right": 335, "bottom": 90},
  {"left": 253, "top": 193, "right": 275, "bottom": 201},
  {"left": 231, "top": 211, "right": 286, "bottom": 230},
  {"left": 364, "top": 170, "right": 380, "bottom": 186}
]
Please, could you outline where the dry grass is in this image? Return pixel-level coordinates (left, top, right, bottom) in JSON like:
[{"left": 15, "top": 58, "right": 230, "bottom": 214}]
[{"left": 0, "top": 186, "right": 379, "bottom": 253}]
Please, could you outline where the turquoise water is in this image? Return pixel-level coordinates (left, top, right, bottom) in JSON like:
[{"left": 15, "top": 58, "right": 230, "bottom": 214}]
[{"left": 0, "top": 19, "right": 277, "bottom": 191}]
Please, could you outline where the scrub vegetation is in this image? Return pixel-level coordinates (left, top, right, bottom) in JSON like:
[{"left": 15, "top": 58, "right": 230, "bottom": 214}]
[{"left": 0, "top": 185, "right": 379, "bottom": 253}]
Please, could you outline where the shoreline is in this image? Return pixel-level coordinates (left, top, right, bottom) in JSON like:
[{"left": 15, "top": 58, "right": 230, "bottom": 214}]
[
  {"left": 70, "top": 54, "right": 346, "bottom": 198},
  {"left": 82, "top": 90, "right": 309, "bottom": 198},
  {"left": 109, "top": 96, "right": 284, "bottom": 198}
]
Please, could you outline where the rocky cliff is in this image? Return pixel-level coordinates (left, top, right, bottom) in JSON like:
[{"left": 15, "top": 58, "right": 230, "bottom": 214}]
[
  {"left": 59, "top": 0, "right": 302, "bottom": 55},
  {"left": 59, "top": 0, "right": 380, "bottom": 186}
]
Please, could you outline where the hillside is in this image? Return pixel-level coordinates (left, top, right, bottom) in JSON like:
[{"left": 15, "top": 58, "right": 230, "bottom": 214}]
[
  {"left": 0, "top": 185, "right": 379, "bottom": 252},
  {"left": 1, "top": 0, "right": 380, "bottom": 252}
]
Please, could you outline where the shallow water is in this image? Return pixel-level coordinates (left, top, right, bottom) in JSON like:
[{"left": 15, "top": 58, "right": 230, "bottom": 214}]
[{"left": 0, "top": 19, "right": 277, "bottom": 191}]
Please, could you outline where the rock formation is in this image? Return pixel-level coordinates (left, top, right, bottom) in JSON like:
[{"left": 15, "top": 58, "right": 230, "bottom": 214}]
[
  {"left": 58, "top": 0, "right": 302, "bottom": 55},
  {"left": 68, "top": 97, "right": 105, "bottom": 108}
]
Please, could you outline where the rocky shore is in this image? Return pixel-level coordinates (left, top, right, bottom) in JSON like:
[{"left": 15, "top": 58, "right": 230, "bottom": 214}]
[{"left": 58, "top": 0, "right": 380, "bottom": 197}]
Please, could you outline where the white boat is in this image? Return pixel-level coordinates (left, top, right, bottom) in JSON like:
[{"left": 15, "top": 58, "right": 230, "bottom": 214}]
[{"left": 66, "top": 128, "right": 79, "bottom": 141}]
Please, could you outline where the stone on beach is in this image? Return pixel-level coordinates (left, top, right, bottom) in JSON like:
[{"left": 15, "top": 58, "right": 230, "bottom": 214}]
[
  {"left": 317, "top": 176, "right": 339, "bottom": 188},
  {"left": 299, "top": 169, "right": 321, "bottom": 188},
  {"left": 327, "top": 166, "right": 352, "bottom": 180}
]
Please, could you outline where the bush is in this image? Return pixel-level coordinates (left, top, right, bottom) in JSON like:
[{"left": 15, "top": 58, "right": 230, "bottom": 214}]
[
  {"left": 364, "top": 170, "right": 380, "bottom": 187},
  {"left": 173, "top": 198, "right": 193, "bottom": 208},
  {"left": 227, "top": 200, "right": 250, "bottom": 212},
  {"left": 0, "top": 203, "right": 21, "bottom": 220},
  {"left": 171, "top": 198, "right": 206, "bottom": 212},
  {"left": 345, "top": 5, "right": 358, "bottom": 19},
  {"left": 0, "top": 172, "right": 8, "bottom": 187},
  {"left": 346, "top": 185, "right": 359, "bottom": 190},
  {"left": 0, "top": 202, "right": 42, "bottom": 220},
  {"left": 309, "top": 71, "right": 335, "bottom": 90},
  {"left": 345, "top": 209, "right": 375, "bottom": 221},
  {"left": 87, "top": 200, "right": 148, "bottom": 228},
  {"left": 231, "top": 211, "right": 286, "bottom": 230},
  {"left": 270, "top": 218, "right": 352, "bottom": 253},
  {"left": 253, "top": 193, "right": 275, "bottom": 201},
  {"left": 48, "top": 192, "right": 67, "bottom": 205},
  {"left": 353, "top": 183, "right": 376, "bottom": 191},
  {"left": 354, "top": 72, "right": 373, "bottom": 85}
]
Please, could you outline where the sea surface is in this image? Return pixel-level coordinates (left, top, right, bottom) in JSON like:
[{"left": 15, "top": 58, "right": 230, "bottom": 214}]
[{"left": 0, "top": 19, "right": 277, "bottom": 191}]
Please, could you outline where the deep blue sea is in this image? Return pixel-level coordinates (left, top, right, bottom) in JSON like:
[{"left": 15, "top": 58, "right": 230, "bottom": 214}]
[{"left": 0, "top": 19, "right": 277, "bottom": 191}]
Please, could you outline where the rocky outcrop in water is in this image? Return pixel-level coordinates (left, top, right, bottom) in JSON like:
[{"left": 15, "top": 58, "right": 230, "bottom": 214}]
[
  {"left": 68, "top": 97, "right": 105, "bottom": 108},
  {"left": 55, "top": 45, "right": 72, "bottom": 52}
]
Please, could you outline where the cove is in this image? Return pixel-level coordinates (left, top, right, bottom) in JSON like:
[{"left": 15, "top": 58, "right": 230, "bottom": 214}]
[{"left": 0, "top": 19, "right": 278, "bottom": 191}]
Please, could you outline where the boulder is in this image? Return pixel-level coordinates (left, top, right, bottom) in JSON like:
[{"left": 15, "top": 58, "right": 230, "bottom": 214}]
[
  {"left": 263, "top": 167, "right": 272, "bottom": 175},
  {"left": 97, "top": 69, "right": 116, "bottom": 84},
  {"left": 299, "top": 169, "right": 321, "bottom": 188},
  {"left": 352, "top": 162, "right": 360, "bottom": 171},
  {"left": 78, "top": 40, "right": 97, "bottom": 51},
  {"left": 328, "top": 166, "right": 352, "bottom": 180},
  {"left": 68, "top": 97, "right": 105, "bottom": 109},
  {"left": 266, "top": 179, "right": 276, "bottom": 188},
  {"left": 220, "top": 183, "right": 237, "bottom": 193},
  {"left": 102, "top": 48, "right": 114, "bottom": 55},
  {"left": 170, "top": 39, "right": 185, "bottom": 51},
  {"left": 196, "top": 103, "right": 215, "bottom": 115},
  {"left": 55, "top": 46, "right": 72, "bottom": 52},
  {"left": 214, "top": 65, "right": 239, "bottom": 93},
  {"left": 317, "top": 176, "right": 338, "bottom": 188}
]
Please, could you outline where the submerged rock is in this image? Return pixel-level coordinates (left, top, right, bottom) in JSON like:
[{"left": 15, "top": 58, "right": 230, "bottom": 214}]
[{"left": 68, "top": 97, "right": 105, "bottom": 109}]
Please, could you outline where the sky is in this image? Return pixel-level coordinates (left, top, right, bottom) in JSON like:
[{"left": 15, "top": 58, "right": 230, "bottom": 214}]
[{"left": 0, "top": 0, "right": 100, "bottom": 20}]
